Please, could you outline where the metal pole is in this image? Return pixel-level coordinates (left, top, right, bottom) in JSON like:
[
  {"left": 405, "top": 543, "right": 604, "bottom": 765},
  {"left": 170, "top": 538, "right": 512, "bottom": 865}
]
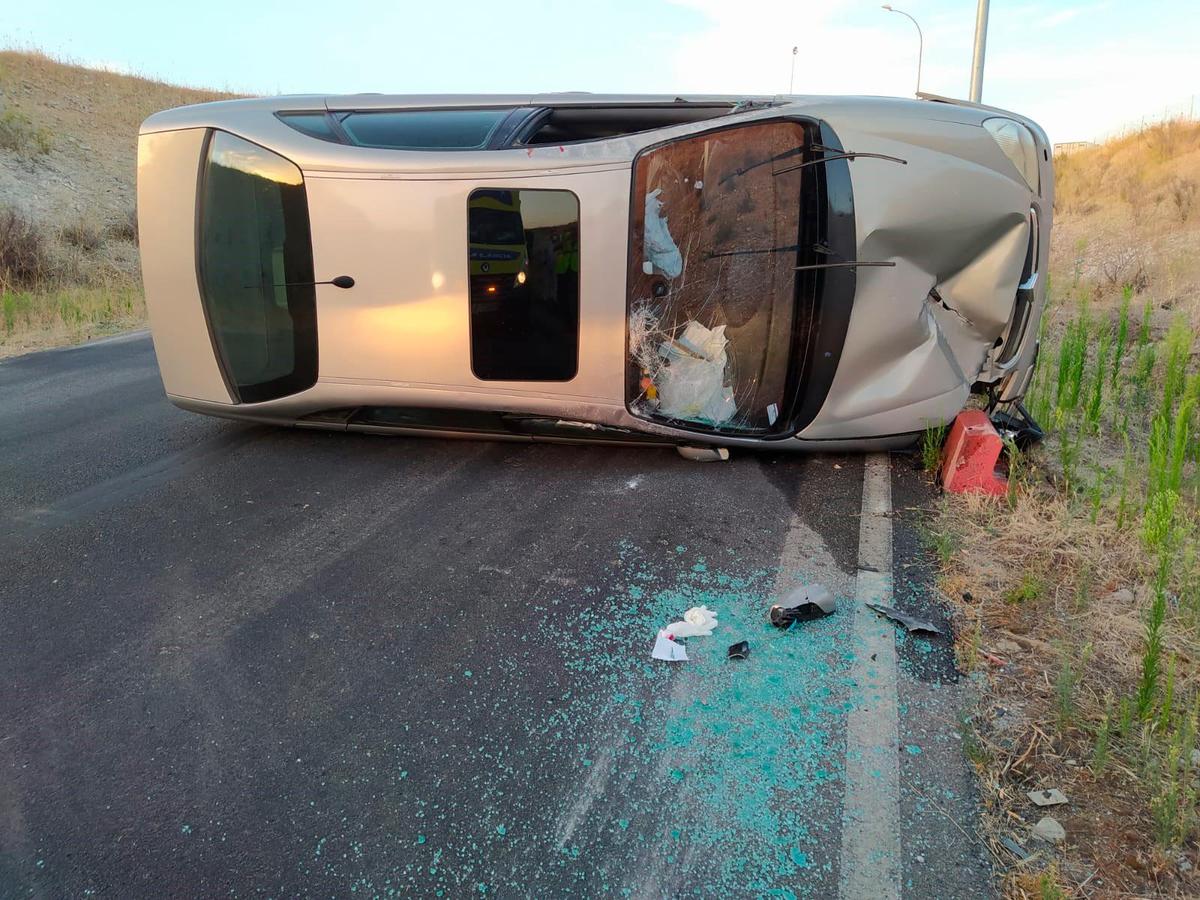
[
  {"left": 969, "top": 0, "right": 990, "bottom": 102},
  {"left": 881, "top": 7, "right": 923, "bottom": 96},
  {"left": 789, "top": 46, "right": 798, "bottom": 94}
]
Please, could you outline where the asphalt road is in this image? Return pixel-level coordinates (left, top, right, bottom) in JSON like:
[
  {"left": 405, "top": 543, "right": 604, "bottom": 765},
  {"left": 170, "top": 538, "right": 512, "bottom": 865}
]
[{"left": 2, "top": 333, "right": 993, "bottom": 898}]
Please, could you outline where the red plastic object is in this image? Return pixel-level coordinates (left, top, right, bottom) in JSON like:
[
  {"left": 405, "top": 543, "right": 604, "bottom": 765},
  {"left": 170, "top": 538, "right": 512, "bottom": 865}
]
[{"left": 939, "top": 409, "right": 1008, "bottom": 496}]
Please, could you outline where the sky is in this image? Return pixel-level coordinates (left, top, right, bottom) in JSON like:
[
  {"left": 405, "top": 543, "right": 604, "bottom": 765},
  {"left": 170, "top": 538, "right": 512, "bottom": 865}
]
[{"left": 2, "top": 0, "right": 1197, "bottom": 143}]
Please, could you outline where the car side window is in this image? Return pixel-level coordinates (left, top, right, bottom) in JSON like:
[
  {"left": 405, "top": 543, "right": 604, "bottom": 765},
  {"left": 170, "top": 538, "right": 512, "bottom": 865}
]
[{"left": 467, "top": 188, "right": 580, "bottom": 381}]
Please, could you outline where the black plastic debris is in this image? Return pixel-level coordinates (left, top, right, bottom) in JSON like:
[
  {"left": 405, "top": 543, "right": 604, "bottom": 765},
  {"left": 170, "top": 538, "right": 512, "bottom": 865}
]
[
  {"left": 727, "top": 640, "right": 750, "bottom": 660},
  {"left": 990, "top": 401, "right": 1045, "bottom": 449},
  {"left": 770, "top": 584, "right": 836, "bottom": 628},
  {"left": 720, "top": 643, "right": 748, "bottom": 662},
  {"left": 865, "top": 602, "right": 944, "bottom": 635},
  {"left": 999, "top": 835, "right": 1031, "bottom": 861}
]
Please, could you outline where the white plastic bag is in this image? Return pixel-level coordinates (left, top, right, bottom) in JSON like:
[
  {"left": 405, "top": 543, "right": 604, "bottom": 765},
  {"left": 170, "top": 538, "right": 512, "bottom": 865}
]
[
  {"left": 643, "top": 188, "right": 684, "bottom": 278},
  {"left": 665, "top": 605, "right": 720, "bottom": 637},
  {"left": 656, "top": 321, "right": 737, "bottom": 424}
]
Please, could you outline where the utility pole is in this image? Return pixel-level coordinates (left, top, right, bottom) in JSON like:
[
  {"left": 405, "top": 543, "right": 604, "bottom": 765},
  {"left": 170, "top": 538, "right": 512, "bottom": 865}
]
[{"left": 969, "top": 0, "right": 990, "bottom": 102}]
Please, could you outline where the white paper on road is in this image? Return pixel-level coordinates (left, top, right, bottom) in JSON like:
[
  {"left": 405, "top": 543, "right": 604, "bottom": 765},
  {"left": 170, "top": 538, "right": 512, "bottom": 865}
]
[{"left": 652, "top": 630, "right": 689, "bottom": 661}]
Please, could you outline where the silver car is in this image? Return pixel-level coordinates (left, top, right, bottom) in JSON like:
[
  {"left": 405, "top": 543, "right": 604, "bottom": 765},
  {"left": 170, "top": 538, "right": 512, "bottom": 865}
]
[{"left": 137, "top": 92, "right": 1052, "bottom": 452}]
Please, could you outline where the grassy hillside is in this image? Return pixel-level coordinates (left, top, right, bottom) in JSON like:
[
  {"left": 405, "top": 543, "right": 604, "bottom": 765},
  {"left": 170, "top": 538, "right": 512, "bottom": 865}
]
[
  {"left": 933, "top": 118, "right": 1200, "bottom": 898},
  {"left": 0, "top": 50, "right": 233, "bottom": 355}
]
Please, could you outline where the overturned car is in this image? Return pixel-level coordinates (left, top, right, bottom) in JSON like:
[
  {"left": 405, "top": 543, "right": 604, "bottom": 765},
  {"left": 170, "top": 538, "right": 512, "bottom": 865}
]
[{"left": 137, "top": 92, "right": 1052, "bottom": 451}]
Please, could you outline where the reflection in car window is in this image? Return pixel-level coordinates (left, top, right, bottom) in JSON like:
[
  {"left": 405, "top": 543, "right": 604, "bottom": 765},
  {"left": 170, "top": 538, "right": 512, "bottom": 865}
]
[
  {"left": 468, "top": 189, "right": 580, "bottom": 381},
  {"left": 338, "top": 109, "right": 511, "bottom": 150},
  {"left": 469, "top": 207, "right": 526, "bottom": 245}
]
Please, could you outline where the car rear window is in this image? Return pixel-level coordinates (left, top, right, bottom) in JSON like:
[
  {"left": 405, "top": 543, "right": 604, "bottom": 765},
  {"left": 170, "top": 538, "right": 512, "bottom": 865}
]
[
  {"left": 197, "top": 131, "right": 318, "bottom": 403},
  {"left": 337, "top": 109, "right": 512, "bottom": 150}
]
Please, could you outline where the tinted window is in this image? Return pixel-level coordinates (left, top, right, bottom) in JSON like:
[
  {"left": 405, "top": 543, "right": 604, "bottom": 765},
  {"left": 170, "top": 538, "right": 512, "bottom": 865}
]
[
  {"left": 468, "top": 189, "right": 579, "bottom": 381},
  {"left": 277, "top": 112, "right": 341, "bottom": 143},
  {"left": 198, "top": 131, "right": 317, "bottom": 403},
  {"left": 339, "top": 109, "right": 511, "bottom": 150}
]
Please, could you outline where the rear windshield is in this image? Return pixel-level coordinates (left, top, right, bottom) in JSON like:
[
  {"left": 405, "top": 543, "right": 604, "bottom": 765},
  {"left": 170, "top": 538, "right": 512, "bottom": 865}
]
[
  {"left": 198, "top": 131, "right": 317, "bottom": 403},
  {"left": 338, "top": 109, "right": 511, "bottom": 149}
]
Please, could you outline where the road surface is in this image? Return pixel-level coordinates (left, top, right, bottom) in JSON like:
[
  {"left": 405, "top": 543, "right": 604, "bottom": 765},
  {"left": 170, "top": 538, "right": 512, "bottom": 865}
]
[{"left": 1, "top": 333, "right": 992, "bottom": 898}]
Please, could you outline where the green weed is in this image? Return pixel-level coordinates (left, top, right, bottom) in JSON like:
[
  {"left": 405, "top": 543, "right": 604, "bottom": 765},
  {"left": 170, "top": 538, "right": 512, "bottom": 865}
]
[
  {"left": 919, "top": 420, "right": 949, "bottom": 473},
  {"left": 1088, "top": 468, "right": 1108, "bottom": 523},
  {"left": 1037, "top": 864, "right": 1067, "bottom": 900},
  {"left": 1003, "top": 437, "right": 1023, "bottom": 509},
  {"left": 1085, "top": 324, "right": 1112, "bottom": 432},
  {"left": 1055, "top": 311, "right": 1089, "bottom": 411},
  {"left": 1005, "top": 571, "right": 1043, "bottom": 605},
  {"left": 1138, "top": 296, "right": 1153, "bottom": 347},
  {"left": 1160, "top": 318, "right": 1193, "bottom": 415},
  {"left": 1117, "top": 437, "right": 1136, "bottom": 528},
  {"left": 1142, "top": 490, "right": 1179, "bottom": 554},
  {"left": 1116, "top": 695, "right": 1135, "bottom": 738},
  {"left": 1158, "top": 654, "right": 1177, "bottom": 734},
  {"left": 1056, "top": 414, "right": 1081, "bottom": 490},
  {"left": 0, "top": 284, "right": 144, "bottom": 349},
  {"left": 922, "top": 524, "right": 958, "bottom": 568},
  {"left": 1054, "top": 641, "right": 1092, "bottom": 732},
  {"left": 958, "top": 711, "right": 990, "bottom": 767},
  {"left": 1111, "top": 284, "right": 1133, "bottom": 384},
  {"left": 1133, "top": 342, "right": 1159, "bottom": 413},
  {"left": 1136, "top": 581, "right": 1168, "bottom": 719},
  {"left": 1149, "top": 704, "right": 1198, "bottom": 849}
]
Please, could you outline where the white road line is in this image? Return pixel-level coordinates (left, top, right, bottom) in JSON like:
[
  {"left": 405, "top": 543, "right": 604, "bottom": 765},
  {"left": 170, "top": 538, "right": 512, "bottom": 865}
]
[{"left": 839, "top": 453, "right": 901, "bottom": 900}]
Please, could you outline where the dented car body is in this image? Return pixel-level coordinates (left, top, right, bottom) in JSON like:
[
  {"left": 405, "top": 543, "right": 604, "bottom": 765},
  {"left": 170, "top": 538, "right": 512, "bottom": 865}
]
[{"left": 137, "top": 92, "right": 1052, "bottom": 450}]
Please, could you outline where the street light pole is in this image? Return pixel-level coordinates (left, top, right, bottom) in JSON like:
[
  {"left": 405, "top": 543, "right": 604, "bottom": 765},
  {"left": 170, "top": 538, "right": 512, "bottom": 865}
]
[
  {"left": 969, "top": 0, "right": 990, "bottom": 102},
  {"left": 789, "top": 46, "right": 798, "bottom": 94},
  {"left": 881, "top": 5, "right": 923, "bottom": 97}
]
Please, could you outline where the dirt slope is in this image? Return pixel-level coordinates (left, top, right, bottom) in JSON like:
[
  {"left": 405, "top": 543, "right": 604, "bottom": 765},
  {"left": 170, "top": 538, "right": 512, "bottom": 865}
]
[{"left": 0, "top": 49, "right": 233, "bottom": 244}]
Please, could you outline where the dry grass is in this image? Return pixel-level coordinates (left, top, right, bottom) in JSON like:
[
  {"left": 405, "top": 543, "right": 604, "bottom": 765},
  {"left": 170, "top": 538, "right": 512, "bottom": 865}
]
[
  {"left": 936, "top": 118, "right": 1200, "bottom": 898},
  {"left": 1052, "top": 119, "right": 1200, "bottom": 330},
  {"left": 0, "top": 207, "right": 53, "bottom": 286},
  {"left": 0, "top": 49, "right": 238, "bottom": 356},
  {"left": 0, "top": 283, "right": 145, "bottom": 357},
  {"left": 942, "top": 483, "right": 1200, "bottom": 895}
]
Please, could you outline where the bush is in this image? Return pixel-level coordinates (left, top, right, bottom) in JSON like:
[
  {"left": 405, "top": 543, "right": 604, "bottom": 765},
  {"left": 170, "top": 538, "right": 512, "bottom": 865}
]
[
  {"left": 0, "top": 108, "right": 52, "bottom": 156},
  {"left": 0, "top": 208, "right": 53, "bottom": 289},
  {"left": 107, "top": 206, "right": 138, "bottom": 243},
  {"left": 1169, "top": 177, "right": 1196, "bottom": 222},
  {"left": 60, "top": 218, "right": 104, "bottom": 252}
]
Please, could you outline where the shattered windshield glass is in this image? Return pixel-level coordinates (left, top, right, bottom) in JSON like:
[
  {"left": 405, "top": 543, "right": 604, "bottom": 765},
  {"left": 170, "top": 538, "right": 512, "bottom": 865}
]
[{"left": 626, "top": 120, "right": 809, "bottom": 434}]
